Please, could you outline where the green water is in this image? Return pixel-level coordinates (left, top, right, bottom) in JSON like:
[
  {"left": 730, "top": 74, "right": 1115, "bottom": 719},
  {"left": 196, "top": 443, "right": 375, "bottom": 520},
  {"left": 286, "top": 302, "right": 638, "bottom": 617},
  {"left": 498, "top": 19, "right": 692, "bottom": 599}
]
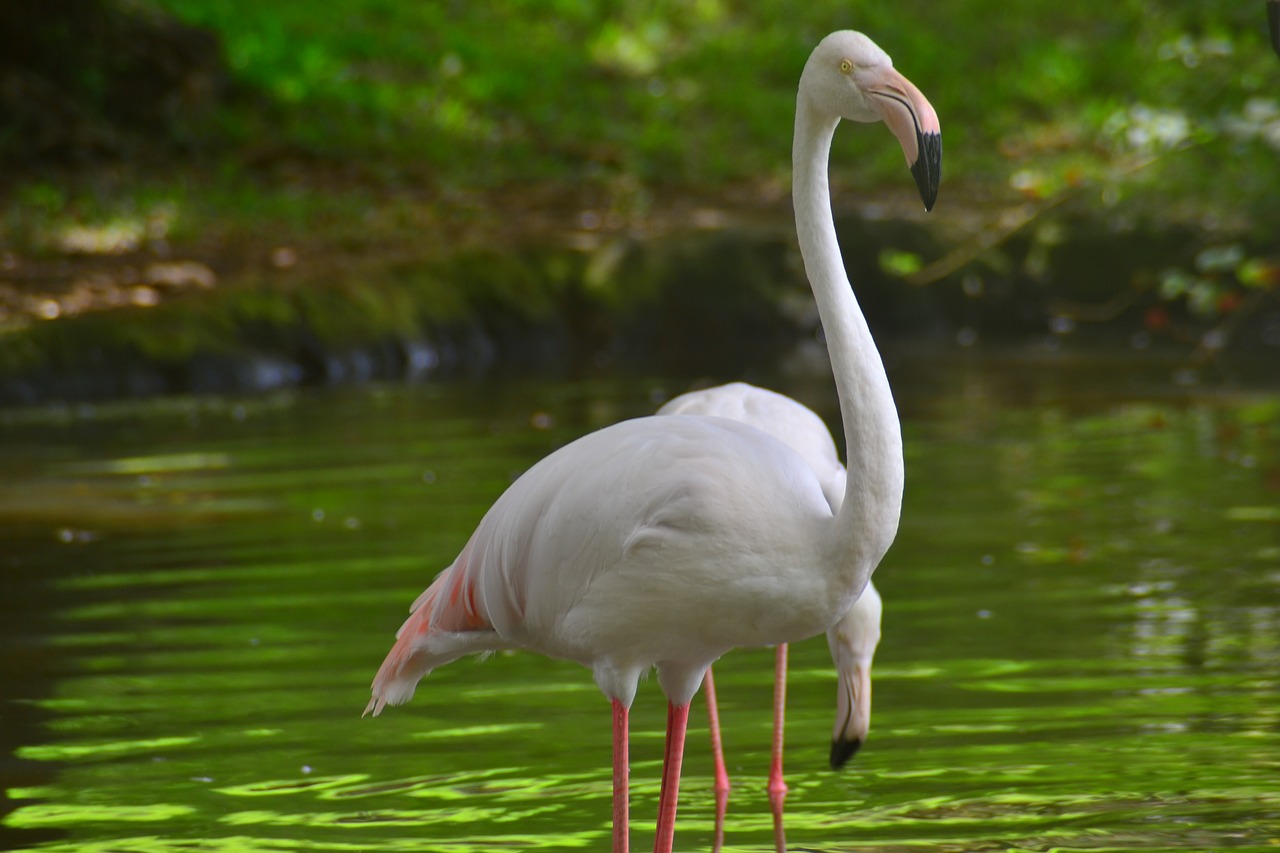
[{"left": 1, "top": 354, "right": 1277, "bottom": 852}]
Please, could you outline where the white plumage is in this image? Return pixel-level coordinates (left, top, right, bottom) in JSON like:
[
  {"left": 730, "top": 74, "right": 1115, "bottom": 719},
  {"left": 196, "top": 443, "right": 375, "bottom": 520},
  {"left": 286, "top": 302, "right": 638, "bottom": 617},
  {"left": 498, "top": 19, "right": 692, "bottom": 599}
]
[{"left": 657, "top": 381, "right": 884, "bottom": 760}]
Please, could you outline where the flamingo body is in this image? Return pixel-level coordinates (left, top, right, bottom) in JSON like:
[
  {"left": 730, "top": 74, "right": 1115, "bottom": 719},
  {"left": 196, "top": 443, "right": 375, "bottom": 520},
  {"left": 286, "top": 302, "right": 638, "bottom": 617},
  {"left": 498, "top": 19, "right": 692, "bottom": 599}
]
[{"left": 367, "top": 414, "right": 848, "bottom": 716}]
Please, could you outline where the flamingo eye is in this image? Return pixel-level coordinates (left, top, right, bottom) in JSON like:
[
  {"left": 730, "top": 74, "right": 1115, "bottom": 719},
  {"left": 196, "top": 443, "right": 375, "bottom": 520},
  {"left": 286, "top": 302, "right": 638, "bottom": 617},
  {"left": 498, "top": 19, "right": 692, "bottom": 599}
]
[{"left": 839, "top": 59, "right": 853, "bottom": 73}]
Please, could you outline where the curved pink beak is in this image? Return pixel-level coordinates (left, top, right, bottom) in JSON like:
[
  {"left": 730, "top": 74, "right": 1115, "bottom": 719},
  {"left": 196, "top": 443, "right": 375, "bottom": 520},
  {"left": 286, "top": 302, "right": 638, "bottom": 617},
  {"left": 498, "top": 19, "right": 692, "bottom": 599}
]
[{"left": 866, "top": 66, "right": 942, "bottom": 211}]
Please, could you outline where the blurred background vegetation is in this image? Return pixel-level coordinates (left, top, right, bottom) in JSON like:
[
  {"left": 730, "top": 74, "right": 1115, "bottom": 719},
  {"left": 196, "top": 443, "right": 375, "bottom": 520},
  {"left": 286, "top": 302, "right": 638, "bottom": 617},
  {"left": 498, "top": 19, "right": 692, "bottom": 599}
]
[{"left": 1, "top": 0, "right": 1278, "bottom": 400}]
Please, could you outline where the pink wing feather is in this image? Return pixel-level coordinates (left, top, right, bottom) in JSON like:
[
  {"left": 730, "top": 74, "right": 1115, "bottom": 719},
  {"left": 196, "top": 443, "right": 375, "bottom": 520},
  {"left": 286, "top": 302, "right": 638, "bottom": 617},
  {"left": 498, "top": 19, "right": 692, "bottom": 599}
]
[{"left": 365, "top": 535, "right": 511, "bottom": 716}]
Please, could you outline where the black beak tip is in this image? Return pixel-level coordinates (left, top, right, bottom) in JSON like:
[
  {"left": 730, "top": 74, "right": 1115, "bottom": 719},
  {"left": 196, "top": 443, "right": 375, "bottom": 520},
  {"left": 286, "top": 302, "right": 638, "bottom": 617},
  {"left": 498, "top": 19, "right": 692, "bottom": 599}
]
[
  {"left": 910, "top": 131, "right": 942, "bottom": 212},
  {"left": 830, "top": 737, "right": 863, "bottom": 770}
]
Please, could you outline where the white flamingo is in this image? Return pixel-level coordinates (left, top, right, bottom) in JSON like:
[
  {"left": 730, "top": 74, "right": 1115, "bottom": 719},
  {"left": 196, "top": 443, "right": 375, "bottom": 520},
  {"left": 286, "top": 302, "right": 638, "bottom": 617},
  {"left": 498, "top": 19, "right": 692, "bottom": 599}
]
[
  {"left": 365, "top": 30, "right": 939, "bottom": 853},
  {"left": 657, "top": 381, "right": 884, "bottom": 851}
]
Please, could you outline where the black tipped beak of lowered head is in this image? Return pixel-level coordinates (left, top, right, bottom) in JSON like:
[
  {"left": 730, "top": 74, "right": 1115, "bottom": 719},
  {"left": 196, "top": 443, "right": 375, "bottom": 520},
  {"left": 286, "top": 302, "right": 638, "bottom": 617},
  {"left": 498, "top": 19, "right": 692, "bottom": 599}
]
[
  {"left": 830, "top": 736, "right": 863, "bottom": 770},
  {"left": 912, "top": 129, "right": 942, "bottom": 212}
]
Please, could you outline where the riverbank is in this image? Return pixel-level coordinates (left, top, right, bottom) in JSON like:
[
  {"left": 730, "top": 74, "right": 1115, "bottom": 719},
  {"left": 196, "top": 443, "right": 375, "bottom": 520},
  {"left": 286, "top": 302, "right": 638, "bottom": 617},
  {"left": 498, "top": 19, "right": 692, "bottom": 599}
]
[{"left": 2, "top": 169, "right": 1277, "bottom": 407}]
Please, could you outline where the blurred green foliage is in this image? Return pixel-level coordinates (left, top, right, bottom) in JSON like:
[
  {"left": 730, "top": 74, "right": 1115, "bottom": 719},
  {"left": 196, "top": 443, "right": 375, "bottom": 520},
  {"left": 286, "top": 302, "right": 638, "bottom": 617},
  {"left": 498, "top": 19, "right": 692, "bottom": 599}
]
[
  {"left": 6, "top": 0, "right": 1278, "bottom": 232},
  {"left": 133, "top": 0, "right": 1279, "bottom": 212}
]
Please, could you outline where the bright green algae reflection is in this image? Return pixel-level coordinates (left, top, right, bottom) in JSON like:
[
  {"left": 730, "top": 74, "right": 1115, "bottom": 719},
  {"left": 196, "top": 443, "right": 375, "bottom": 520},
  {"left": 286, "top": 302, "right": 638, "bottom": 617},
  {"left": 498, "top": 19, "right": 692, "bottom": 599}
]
[{"left": 1, "top": 356, "right": 1277, "bottom": 852}]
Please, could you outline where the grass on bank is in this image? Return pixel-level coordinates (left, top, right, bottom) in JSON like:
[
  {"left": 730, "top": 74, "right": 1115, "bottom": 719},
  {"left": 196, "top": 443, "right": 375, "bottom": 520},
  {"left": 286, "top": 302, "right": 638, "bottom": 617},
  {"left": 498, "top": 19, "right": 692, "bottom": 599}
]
[
  {"left": 11, "top": 0, "right": 1280, "bottom": 220},
  {"left": 137, "top": 1, "right": 1272, "bottom": 180},
  {"left": 154, "top": 0, "right": 1280, "bottom": 204}
]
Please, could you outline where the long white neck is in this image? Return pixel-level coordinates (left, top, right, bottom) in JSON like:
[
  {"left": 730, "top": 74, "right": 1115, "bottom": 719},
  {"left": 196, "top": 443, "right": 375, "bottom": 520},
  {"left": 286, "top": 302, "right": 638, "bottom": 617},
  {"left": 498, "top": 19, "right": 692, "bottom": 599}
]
[{"left": 792, "top": 100, "right": 904, "bottom": 573}]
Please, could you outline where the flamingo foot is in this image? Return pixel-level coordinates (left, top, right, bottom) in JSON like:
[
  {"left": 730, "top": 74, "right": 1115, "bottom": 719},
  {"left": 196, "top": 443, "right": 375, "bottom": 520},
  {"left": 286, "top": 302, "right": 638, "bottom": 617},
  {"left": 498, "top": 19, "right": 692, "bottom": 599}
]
[
  {"left": 768, "top": 773, "right": 788, "bottom": 852},
  {"left": 712, "top": 781, "right": 729, "bottom": 853}
]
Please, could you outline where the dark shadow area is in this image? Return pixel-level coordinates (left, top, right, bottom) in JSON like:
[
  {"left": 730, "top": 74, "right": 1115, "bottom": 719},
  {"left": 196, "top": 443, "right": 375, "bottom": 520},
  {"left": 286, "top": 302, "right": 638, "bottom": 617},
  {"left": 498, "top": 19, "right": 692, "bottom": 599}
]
[{"left": 0, "top": 0, "right": 228, "bottom": 165}]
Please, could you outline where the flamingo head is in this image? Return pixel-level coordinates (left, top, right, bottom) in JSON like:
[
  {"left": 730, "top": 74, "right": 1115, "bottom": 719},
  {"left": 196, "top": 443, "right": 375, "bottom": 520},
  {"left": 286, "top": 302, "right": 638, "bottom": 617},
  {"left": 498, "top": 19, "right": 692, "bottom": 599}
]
[
  {"left": 826, "top": 580, "right": 884, "bottom": 769},
  {"left": 801, "top": 30, "right": 942, "bottom": 211}
]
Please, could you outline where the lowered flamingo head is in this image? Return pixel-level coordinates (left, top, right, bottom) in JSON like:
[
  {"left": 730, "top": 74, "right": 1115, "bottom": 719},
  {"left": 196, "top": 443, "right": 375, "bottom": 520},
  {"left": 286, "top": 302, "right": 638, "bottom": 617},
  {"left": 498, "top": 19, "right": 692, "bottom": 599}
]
[
  {"left": 826, "top": 580, "right": 884, "bottom": 769},
  {"left": 800, "top": 30, "right": 942, "bottom": 211}
]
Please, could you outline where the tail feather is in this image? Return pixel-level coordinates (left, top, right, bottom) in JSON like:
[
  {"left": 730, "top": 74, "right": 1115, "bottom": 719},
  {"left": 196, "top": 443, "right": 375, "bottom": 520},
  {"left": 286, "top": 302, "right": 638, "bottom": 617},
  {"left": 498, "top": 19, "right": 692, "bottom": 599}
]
[{"left": 365, "top": 552, "right": 507, "bottom": 717}]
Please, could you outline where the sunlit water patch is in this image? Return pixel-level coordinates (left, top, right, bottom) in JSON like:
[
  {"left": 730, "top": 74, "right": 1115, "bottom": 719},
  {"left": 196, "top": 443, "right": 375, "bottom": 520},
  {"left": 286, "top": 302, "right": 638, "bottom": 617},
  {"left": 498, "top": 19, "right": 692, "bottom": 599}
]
[{"left": 1, "top": 360, "right": 1277, "bottom": 852}]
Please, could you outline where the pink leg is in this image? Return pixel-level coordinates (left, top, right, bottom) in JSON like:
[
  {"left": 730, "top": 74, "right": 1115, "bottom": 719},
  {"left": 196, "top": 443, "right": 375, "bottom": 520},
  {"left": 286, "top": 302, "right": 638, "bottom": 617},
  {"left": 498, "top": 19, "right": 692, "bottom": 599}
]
[
  {"left": 768, "top": 644, "right": 789, "bottom": 853},
  {"left": 613, "top": 699, "right": 630, "bottom": 853},
  {"left": 703, "top": 667, "right": 730, "bottom": 852},
  {"left": 654, "top": 701, "right": 690, "bottom": 853}
]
